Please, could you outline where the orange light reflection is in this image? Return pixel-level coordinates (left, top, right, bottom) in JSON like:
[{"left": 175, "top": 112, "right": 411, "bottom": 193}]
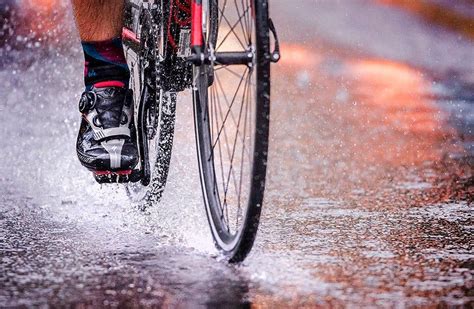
[
  {"left": 348, "top": 59, "right": 442, "bottom": 135},
  {"left": 273, "top": 43, "right": 457, "bottom": 167},
  {"left": 375, "top": 0, "right": 474, "bottom": 39}
]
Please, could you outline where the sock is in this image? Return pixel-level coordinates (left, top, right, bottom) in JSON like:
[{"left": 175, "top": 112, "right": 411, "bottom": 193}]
[{"left": 81, "top": 37, "right": 130, "bottom": 90}]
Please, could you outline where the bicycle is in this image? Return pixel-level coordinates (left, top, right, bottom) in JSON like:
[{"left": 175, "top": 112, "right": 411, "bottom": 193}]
[{"left": 118, "top": 0, "right": 280, "bottom": 262}]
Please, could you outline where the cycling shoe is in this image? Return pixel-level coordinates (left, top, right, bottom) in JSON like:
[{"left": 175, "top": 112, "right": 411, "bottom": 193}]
[{"left": 76, "top": 82, "right": 139, "bottom": 181}]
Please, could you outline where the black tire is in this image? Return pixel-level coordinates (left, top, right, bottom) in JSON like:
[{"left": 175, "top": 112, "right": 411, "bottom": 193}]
[
  {"left": 126, "top": 91, "right": 176, "bottom": 204},
  {"left": 193, "top": 0, "right": 271, "bottom": 262},
  {"left": 126, "top": 7, "right": 176, "bottom": 205}
]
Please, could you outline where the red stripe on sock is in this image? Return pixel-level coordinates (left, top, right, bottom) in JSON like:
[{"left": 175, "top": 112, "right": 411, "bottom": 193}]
[{"left": 94, "top": 81, "right": 126, "bottom": 88}]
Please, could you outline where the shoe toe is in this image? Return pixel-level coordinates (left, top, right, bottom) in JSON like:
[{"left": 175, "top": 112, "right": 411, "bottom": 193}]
[
  {"left": 120, "top": 142, "right": 139, "bottom": 170},
  {"left": 78, "top": 141, "right": 139, "bottom": 171}
]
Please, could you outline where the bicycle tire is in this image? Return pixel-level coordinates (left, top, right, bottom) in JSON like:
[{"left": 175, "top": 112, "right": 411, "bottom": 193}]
[{"left": 193, "top": 0, "right": 271, "bottom": 262}]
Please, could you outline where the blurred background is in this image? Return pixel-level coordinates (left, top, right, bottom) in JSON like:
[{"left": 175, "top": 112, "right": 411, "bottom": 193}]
[{"left": 1, "top": 0, "right": 473, "bottom": 307}]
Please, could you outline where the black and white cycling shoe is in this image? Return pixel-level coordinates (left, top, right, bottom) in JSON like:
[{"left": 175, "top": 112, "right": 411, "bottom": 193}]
[{"left": 76, "top": 82, "right": 140, "bottom": 183}]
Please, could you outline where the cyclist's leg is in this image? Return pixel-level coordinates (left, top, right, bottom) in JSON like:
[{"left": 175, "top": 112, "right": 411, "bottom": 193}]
[
  {"left": 71, "top": 0, "right": 129, "bottom": 89},
  {"left": 72, "top": 0, "right": 124, "bottom": 41}
]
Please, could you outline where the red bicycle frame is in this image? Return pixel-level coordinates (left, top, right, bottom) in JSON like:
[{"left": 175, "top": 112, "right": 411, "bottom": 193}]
[
  {"left": 121, "top": 0, "right": 261, "bottom": 66},
  {"left": 190, "top": 0, "right": 203, "bottom": 52}
]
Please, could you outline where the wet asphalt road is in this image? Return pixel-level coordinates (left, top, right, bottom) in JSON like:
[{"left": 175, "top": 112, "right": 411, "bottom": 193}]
[{"left": 1, "top": 0, "right": 473, "bottom": 307}]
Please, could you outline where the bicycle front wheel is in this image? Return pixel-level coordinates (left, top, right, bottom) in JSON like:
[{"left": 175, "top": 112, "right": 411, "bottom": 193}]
[{"left": 193, "top": 0, "right": 271, "bottom": 262}]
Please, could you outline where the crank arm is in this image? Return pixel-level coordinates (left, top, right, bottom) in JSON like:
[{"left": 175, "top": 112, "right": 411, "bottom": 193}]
[{"left": 137, "top": 83, "right": 152, "bottom": 186}]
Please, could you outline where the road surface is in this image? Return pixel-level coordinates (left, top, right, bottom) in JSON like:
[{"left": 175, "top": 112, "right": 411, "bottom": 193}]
[{"left": 1, "top": 0, "right": 473, "bottom": 307}]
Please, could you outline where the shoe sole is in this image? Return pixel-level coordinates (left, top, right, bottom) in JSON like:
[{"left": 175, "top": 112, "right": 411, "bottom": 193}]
[{"left": 93, "top": 169, "right": 141, "bottom": 184}]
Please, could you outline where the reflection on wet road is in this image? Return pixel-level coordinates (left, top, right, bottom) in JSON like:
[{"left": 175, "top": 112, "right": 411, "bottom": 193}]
[
  {"left": 1, "top": 0, "right": 473, "bottom": 307},
  {"left": 377, "top": 0, "right": 474, "bottom": 39}
]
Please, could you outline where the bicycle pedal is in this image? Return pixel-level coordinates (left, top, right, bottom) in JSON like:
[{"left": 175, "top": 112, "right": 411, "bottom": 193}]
[{"left": 93, "top": 169, "right": 142, "bottom": 184}]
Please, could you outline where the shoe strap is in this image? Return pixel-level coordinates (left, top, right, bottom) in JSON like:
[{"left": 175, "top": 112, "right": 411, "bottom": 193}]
[
  {"left": 93, "top": 127, "right": 131, "bottom": 141},
  {"left": 83, "top": 108, "right": 131, "bottom": 141}
]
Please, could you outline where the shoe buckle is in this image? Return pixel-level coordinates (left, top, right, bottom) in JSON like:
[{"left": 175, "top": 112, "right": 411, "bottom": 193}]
[{"left": 79, "top": 91, "right": 98, "bottom": 113}]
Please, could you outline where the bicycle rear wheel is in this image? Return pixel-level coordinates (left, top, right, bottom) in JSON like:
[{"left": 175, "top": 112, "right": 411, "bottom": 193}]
[
  {"left": 124, "top": 6, "right": 176, "bottom": 204},
  {"left": 193, "top": 0, "right": 271, "bottom": 262}
]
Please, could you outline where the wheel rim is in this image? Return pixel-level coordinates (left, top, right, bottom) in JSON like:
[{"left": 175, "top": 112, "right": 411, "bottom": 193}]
[{"left": 199, "top": 0, "right": 258, "bottom": 247}]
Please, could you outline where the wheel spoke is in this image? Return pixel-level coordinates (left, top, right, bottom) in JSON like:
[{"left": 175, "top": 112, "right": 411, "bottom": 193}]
[
  {"left": 218, "top": 0, "right": 228, "bottom": 30},
  {"left": 222, "top": 72, "right": 251, "bottom": 218},
  {"left": 214, "top": 73, "right": 252, "bottom": 160},
  {"left": 237, "top": 70, "right": 252, "bottom": 228},
  {"left": 209, "top": 68, "right": 253, "bottom": 232},
  {"left": 245, "top": 0, "right": 253, "bottom": 43},
  {"left": 216, "top": 5, "right": 251, "bottom": 51},
  {"left": 215, "top": 66, "right": 257, "bottom": 90},
  {"left": 211, "top": 68, "right": 249, "bottom": 150},
  {"left": 233, "top": 0, "right": 250, "bottom": 44},
  {"left": 216, "top": 65, "right": 245, "bottom": 80},
  {"left": 214, "top": 76, "right": 241, "bottom": 210},
  {"left": 215, "top": 94, "right": 228, "bottom": 217}
]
